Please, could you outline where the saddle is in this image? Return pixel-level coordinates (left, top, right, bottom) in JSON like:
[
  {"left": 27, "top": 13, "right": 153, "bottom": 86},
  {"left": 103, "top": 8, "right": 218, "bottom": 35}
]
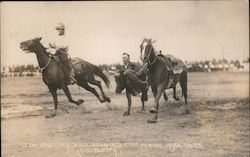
[
  {"left": 157, "top": 54, "right": 187, "bottom": 88},
  {"left": 70, "top": 58, "right": 87, "bottom": 76},
  {"left": 52, "top": 52, "right": 87, "bottom": 76},
  {"left": 157, "top": 54, "right": 187, "bottom": 74}
]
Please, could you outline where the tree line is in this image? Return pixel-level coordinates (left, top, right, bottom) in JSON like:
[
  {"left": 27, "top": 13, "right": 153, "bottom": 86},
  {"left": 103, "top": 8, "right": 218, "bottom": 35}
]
[
  {"left": 2, "top": 64, "right": 40, "bottom": 73},
  {"left": 98, "top": 58, "right": 249, "bottom": 72},
  {"left": 2, "top": 57, "right": 249, "bottom": 74}
]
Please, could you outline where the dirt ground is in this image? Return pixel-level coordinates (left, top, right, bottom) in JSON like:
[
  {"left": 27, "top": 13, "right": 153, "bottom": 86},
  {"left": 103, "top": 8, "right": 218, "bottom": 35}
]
[{"left": 1, "top": 72, "right": 249, "bottom": 157}]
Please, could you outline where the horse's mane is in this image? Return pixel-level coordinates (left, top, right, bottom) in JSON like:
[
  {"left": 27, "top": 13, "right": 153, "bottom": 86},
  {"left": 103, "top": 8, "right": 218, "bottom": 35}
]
[{"left": 146, "top": 42, "right": 158, "bottom": 56}]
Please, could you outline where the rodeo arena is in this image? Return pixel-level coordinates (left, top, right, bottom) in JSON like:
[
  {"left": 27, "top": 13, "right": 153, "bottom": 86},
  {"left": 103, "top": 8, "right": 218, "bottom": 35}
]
[{"left": 1, "top": 1, "right": 249, "bottom": 157}]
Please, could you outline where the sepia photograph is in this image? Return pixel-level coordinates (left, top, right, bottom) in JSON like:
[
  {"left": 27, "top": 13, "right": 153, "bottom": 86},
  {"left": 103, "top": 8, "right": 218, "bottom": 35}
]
[{"left": 1, "top": 1, "right": 249, "bottom": 157}]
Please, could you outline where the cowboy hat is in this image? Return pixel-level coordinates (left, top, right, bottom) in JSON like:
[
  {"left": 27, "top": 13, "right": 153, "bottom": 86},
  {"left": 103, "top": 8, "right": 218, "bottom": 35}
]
[{"left": 55, "top": 23, "right": 65, "bottom": 30}]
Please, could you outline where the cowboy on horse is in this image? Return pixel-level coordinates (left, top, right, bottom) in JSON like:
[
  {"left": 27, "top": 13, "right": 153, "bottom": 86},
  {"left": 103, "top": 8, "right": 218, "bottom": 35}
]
[{"left": 48, "top": 23, "right": 76, "bottom": 85}]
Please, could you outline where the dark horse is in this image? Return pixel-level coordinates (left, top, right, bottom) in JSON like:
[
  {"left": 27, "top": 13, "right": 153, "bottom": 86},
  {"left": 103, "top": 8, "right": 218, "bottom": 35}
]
[
  {"left": 114, "top": 69, "right": 148, "bottom": 116},
  {"left": 156, "top": 53, "right": 188, "bottom": 103},
  {"left": 20, "top": 37, "right": 111, "bottom": 117},
  {"left": 140, "top": 38, "right": 188, "bottom": 123}
]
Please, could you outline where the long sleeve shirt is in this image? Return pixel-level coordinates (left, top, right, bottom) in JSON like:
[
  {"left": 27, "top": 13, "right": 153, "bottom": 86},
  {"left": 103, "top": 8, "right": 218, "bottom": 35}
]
[{"left": 50, "top": 34, "right": 69, "bottom": 52}]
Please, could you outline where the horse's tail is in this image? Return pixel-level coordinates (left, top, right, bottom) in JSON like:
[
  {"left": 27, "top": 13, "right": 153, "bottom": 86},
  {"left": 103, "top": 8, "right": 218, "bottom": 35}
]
[
  {"left": 180, "top": 70, "right": 188, "bottom": 104},
  {"left": 93, "top": 65, "right": 110, "bottom": 88},
  {"left": 181, "top": 70, "right": 188, "bottom": 83}
]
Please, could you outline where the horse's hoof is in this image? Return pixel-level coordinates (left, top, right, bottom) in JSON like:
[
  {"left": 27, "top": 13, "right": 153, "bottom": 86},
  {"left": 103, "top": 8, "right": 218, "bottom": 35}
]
[
  {"left": 185, "top": 105, "right": 192, "bottom": 114},
  {"left": 100, "top": 99, "right": 106, "bottom": 103},
  {"left": 45, "top": 113, "right": 56, "bottom": 118},
  {"left": 174, "top": 97, "right": 180, "bottom": 101},
  {"left": 150, "top": 107, "right": 156, "bottom": 113},
  {"left": 147, "top": 118, "right": 157, "bottom": 123},
  {"left": 176, "top": 105, "right": 192, "bottom": 115},
  {"left": 77, "top": 99, "right": 84, "bottom": 105},
  {"left": 123, "top": 111, "right": 130, "bottom": 116},
  {"left": 105, "top": 97, "right": 111, "bottom": 103},
  {"left": 141, "top": 108, "right": 146, "bottom": 112}
]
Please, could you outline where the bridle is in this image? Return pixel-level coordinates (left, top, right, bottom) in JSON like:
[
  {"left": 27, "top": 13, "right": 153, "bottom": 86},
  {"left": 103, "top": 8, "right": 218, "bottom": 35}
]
[
  {"left": 39, "top": 55, "right": 52, "bottom": 72},
  {"left": 143, "top": 44, "right": 157, "bottom": 65},
  {"left": 39, "top": 46, "right": 53, "bottom": 72}
]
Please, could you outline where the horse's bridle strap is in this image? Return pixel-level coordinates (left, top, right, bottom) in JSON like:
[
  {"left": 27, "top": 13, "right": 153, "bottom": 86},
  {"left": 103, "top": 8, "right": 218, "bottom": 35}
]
[
  {"left": 147, "top": 45, "right": 157, "bottom": 65},
  {"left": 40, "top": 56, "right": 51, "bottom": 72}
]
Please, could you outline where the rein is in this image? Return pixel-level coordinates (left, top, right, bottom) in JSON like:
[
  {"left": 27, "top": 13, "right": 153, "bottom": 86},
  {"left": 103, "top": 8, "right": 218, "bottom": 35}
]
[
  {"left": 39, "top": 55, "right": 52, "bottom": 72},
  {"left": 38, "top": 47, "right": 53, "bottom": 72}
]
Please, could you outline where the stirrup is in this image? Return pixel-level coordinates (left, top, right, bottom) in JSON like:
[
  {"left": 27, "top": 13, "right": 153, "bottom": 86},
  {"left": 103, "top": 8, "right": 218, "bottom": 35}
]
[
  {"left": 68, "top": 76, "right": 76, "bottom": 84},
  {"left": 69, "top": 80, "right": 76, "bottom": 85}
]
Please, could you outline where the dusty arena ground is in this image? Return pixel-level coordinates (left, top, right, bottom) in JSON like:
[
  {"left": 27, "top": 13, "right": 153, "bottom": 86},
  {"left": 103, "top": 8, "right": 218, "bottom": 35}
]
[{"left": 1, "top": 72, "right": 249, "bottom": 157}]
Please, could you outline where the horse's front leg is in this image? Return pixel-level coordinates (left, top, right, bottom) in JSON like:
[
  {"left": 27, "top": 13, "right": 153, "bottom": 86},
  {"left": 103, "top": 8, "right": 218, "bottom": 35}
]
[
  {"left": 46, "top": 86, "right": 58, "bottom": 118},
  {"left": 62, "top": 85, "right": 84, "bottom": 105},
  {"left": 148, "top": 83, "right": 165, "bottom": 123},
  {"left": 124, "top": 89, "right": 132, "bottom": 116}
]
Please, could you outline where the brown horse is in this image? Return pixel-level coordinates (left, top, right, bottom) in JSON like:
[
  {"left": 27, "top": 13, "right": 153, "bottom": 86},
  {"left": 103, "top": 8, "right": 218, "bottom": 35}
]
[
  {"left": 157, "top": 53, "right": 188, "bottom": 104},
  {"left": 20, "top": 37, "right": 111, "bottom": 117},
  {"left": 140, "top": 38, "right": 188, "bottom": 123}
]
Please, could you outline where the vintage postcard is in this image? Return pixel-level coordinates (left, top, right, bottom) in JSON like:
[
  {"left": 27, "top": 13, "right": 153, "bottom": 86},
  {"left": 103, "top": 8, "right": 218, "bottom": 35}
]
[{"left": 1, "top": 1, "right": 249, "bottom": 157}]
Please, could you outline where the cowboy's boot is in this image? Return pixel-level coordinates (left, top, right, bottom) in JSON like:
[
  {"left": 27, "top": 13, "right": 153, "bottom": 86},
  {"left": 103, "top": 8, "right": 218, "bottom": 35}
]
[{"left": 62, "top": 60, "right": 73, "bottom": 85}]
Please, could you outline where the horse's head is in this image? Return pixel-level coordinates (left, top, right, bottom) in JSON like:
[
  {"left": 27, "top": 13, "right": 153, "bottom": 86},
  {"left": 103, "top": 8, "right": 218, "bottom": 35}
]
[
  {"left": 140, "top": 38, "right": 155, "bottom": 64},
  {"left": 114, "top": 69, "right": 126, "bottom": 94},
  {"left": 20, "top": 37, "right": 42, "bottom": 53}
]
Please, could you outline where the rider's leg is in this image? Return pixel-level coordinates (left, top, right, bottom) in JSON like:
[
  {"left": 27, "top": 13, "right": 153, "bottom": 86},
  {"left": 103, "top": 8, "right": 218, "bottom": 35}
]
[
  {"left": 62, "top": 59, "right": 73, "bottom": 84},
  {"left": 69, "top": 63, "right": 76, "bottom": 84}
]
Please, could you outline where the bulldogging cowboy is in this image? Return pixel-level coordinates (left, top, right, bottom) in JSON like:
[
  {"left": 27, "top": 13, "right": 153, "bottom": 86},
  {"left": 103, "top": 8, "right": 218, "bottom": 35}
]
[{"left": 121, "top": 53, "right": 148, "bottom": 95}]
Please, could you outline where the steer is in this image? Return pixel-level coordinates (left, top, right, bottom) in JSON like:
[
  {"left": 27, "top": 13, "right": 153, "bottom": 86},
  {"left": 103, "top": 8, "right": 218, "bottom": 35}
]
[{"left": 114, "top": 69, "right": 148, "bottom": 116}]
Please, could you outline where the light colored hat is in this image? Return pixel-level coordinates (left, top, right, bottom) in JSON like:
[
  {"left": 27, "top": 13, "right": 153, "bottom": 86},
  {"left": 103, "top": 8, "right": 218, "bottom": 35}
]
[{"left": 55, "top": 23, "right": 65, "bottom": 30}]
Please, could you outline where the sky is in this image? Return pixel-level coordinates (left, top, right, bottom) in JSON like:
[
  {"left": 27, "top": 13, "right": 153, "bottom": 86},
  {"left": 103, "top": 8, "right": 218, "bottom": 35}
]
[{"left": 1, "top": 1, "right": 249, "bottom": 66}]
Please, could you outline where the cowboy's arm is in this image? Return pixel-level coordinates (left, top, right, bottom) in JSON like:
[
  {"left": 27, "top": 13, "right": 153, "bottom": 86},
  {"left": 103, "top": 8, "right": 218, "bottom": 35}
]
[
  {"left": 49, "top": 35, "right": 69, "bottom": 51},
  {"left": 123, "top": 65, "right": 136, "bottom": 76},
  {"left": 48, "top": 38, "right": 57, "bottom": 49},
  {"left": 49, "top": 43, "right": 56, "bottom": 49},
  {"left": 49, "top": 43, "right": 69, "bottom": 53},
  {"left": 125, "top": 62, "right": 141, "bottom": 75},
  {"left": 135, "top": 68, "right": 143, "bottom": 76},
  {"left": 135, "top": 64, "right": 147, "bottom": 76},
  {"left": 49, "top": 43, "right": 68, "bottom": 49},
  {"left": 128, "top": 63, "right": 138, "bottom": 73}
]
